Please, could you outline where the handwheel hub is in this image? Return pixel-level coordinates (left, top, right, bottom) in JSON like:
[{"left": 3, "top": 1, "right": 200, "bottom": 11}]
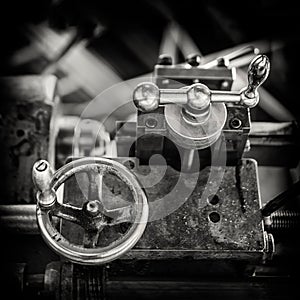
[{"left": 85, "top": 200, "right": 102, "bottom": 217}]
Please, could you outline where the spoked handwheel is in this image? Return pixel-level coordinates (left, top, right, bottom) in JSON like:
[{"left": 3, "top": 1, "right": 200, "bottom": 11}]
[{"left": 32, "top": 157, "right": 148, "bottom": 265}]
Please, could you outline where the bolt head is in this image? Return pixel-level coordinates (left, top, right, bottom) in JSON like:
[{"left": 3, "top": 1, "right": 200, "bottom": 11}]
[
  {"left": 217, "top": 57, "right": 230, "bottom": 68},
  {"left": 186, "top": 54, "right": 201, "bottom": 67},
  {"left": 157, "top": 54, "right": 173, "bottom": 65}
]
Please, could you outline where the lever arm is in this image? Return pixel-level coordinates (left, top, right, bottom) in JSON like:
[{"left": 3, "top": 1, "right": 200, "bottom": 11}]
[{"left": 133, "top": 55, "right": 270, "bottom": 112}]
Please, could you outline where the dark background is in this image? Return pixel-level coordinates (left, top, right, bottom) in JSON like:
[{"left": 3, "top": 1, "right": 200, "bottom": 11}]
[{"left": 0, "top": 0, "right": 300, "bottom": 121}]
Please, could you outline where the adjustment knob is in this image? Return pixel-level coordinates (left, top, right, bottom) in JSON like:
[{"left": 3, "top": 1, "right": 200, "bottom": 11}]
[
  {"left": 133, "top": 82, "right": 160, "bottom": 112},
  {"left": 187, "top": 83, "right": 211, "bottom": 111},
  {"left": 241, "top": 55, "right": 270, "bottom": 107}
]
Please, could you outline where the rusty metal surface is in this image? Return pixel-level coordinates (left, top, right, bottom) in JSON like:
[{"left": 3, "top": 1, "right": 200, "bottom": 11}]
[
  {"left": 61, "top": 158, "right": 264, "bottom": 261},
  {"left": 0, "top": 75, "right": 58, "bottom": 204},
  {"left": 130, "top": 159, "right": 264, "bottom": 260}
]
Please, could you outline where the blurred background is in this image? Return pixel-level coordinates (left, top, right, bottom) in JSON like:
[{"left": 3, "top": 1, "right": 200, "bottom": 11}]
[
  {"left": 0, "top": 0, "right": 299, "bottom": 121},
  {"left": 0, "top": 0, "right": 299, "bottom": 202}
]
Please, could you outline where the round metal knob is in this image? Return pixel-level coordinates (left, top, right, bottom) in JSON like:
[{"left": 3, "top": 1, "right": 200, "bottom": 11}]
[
  {"left": 186, "top": 83, "right": 211, "bottom": 111},
  {"left": 241, "top": 55, "right": 270, "bottom": 107},
  {"left": 133, "top": 82, "right": 160, "bottom": 112}
]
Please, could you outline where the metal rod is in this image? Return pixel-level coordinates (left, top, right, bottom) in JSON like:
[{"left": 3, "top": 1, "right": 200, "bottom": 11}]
[
  {"left": 181, "top": 149, "right": 195, "bottom": 172},
  {"left": 160, "top": 88, "right": 188, "bottom": 105},
  {"left": 211, "top": 90, "right": 241, "bottom": 103},
  {"left": 0, "top": 205, "right": 39, "bottom": 234}
]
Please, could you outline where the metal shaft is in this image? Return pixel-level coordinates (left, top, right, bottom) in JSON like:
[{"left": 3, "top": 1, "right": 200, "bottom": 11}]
[{"left": 0, "top": 205, "right": 39, "bottom": 234}]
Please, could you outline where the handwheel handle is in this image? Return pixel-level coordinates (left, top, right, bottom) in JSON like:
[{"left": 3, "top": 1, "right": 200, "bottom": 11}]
[{"left": 32, "top": 157, "right": 148, "bottom": 265}]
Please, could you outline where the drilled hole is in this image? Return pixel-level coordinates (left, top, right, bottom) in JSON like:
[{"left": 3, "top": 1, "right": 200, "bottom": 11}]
[
  {"left": 17, "top": 114, "right": 25, "bottom": 120},
  {"left": 124, "top": 160, "right": 135, "bottom": 169},
  {"left": 208, "top": 194, "right": 220, "bottom": 205},
  {"left": 230, "top": 117, "right": 242, "bottom": 129},
  {"left": 209, "top": 212, "right": 220, "bottom": 223},
  {"left": 16, "top": 129, "right": 25, "bottom": 137}
]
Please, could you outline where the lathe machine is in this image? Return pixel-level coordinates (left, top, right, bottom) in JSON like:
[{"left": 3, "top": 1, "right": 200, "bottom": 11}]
[{"left": 0, "top": 48, "right": 300, "bottom": 299}]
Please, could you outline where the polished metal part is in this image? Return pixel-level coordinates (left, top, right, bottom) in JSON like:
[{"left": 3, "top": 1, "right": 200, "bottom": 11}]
[
  {"left": 32, "top": 160, "right": 56, "bottom": 208},
  {"left": 133, "top": 55, "right": 270, "bottom": 112},
  {"left": 165, "top": 101, "right": 227, "bottom": 149},
  {"left": 33, "top": 157, "right": 149, "bottom": 265},
  {"left": 32, "top": 160, "right": 53, "bottom": 192},
  {"left": 133, "top": 82, "right": 160, "bottom": 113},
  {"left": 240, "top": 55, "right": 270, "bottom": 107}
]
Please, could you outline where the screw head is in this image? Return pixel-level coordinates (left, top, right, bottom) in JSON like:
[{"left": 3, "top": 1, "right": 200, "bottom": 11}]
[
  {"left": 32, "top": 160, "right": 53, "bottom": 194},
  {"left": 37, "top": 190, "right": 56, "bottom": 208},
  {"left": 35, "top": 160, "right": 48, "bottom": 172},
  {"left": 217, "top": 57, "right": 230, "bottom": 67}
]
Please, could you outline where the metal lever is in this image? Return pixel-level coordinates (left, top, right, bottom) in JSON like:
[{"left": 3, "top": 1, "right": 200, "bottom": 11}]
[
  {"left": 133, "top": 55, "right": 270, "bottom": 112},
  {"left": 242, "top": 55, "right": 270, "bottom": 107}
]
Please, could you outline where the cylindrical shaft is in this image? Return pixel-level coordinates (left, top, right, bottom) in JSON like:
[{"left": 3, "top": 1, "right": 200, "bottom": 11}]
[{"left": 0, "top": 205, "right": 38, "bottom": 234}]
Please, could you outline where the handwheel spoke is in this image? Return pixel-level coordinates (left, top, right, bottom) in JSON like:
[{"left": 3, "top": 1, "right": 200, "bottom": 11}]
[
  {"left": 87, "top": 167, "right": 135, "bottom": 226},
  {"left": 88, "top": 170, "right": 104, "bottom": 201},
  {"left": 51, "top": 203, "right": 83, "bottom": 225},
  {"left": 106, "top": 205, "right": 135, "bottom": 225},
  {"left": 96, "top": 172, "right": 103, "bottom": 202},
  {"left": 52, "top": 202, "right": 107, "bottom": 232}
]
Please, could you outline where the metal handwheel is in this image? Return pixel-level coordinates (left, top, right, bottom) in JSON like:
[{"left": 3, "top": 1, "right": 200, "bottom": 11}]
[{"left": 32, "top": 157, "right": 149, "bottom": 265}]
